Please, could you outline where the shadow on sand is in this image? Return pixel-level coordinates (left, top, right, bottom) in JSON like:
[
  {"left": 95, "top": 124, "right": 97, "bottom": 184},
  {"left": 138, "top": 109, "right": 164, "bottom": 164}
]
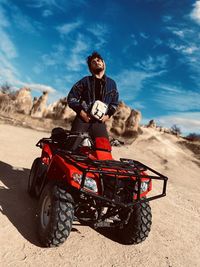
[
  {"left": 0, "top": 161, "right": 83, "bottom": 247},
  {"left": 0, "top": 160, "right": 126, "bottom": 246},
  {"left": 0, "top": 160, "right": 41, "bottom": 246}
]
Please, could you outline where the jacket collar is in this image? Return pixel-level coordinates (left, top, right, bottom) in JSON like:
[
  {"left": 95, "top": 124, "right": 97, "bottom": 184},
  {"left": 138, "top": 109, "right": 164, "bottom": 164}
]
[{"left": 91, "top": 74, "right": 106, "bottom": 82}]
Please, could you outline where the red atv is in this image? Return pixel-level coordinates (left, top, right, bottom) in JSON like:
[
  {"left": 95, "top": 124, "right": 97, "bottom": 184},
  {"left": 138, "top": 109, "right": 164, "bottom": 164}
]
[{"left": 28, "top": 128, "right": 168, "bottom": 247}]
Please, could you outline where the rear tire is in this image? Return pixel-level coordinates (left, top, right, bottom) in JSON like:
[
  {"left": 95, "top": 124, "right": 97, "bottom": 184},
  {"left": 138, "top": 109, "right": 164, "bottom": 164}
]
[
  {"left": 37, "top": 182, "right": 74, "bottom": 247},
  {"left": 116, "top": 200, "right": 152, "bottom": 244}
]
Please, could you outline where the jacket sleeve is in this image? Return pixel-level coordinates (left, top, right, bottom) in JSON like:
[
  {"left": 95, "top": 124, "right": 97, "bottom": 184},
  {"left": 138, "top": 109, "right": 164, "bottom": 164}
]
[
  {"left": 107, "top": 82, "right": 119, "bottom": 117},
  {"left": 67, "top": 80, "right": 84, "bottom": 115}
]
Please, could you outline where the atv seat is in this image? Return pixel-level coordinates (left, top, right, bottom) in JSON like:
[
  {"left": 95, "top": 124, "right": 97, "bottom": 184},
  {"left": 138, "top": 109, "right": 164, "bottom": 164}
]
[{"left": 51, "top": 127, "right": 92, "bottom": 152}]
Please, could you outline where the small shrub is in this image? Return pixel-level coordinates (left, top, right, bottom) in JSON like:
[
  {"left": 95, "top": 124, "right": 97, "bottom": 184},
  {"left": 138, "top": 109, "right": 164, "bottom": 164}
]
[
  {"left": 171, "top": 124, "right": 181, "bottom": 136},
  {"left": 185, "top": 133, "right": 200, "bottom": 142}
]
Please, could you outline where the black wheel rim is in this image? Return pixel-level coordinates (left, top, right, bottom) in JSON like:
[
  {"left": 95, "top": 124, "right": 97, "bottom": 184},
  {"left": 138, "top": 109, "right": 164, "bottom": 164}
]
[{"left": 40, "top": 194, "right": 52, "bottom": 229}]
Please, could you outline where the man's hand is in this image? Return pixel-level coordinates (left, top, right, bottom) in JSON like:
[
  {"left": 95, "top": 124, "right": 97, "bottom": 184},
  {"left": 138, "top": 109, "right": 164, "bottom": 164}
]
[
  {"left": 80, "top": 110, "right": 91, "bottom": 122},
  {"left": 101, "top": 115, "right": 110, "bottom": 123}
]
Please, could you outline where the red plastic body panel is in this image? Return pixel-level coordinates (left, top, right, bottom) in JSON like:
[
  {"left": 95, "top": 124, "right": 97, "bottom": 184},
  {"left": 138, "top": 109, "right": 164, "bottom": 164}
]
[
  {"left": 40, "top": 139, "right": 152, "bottom": 198},
  {"left": 95, "top": 150, "right": 113, "bottom": 160},
  {"left": 41, "top": 143, "right": 55, "bottom": 164}
]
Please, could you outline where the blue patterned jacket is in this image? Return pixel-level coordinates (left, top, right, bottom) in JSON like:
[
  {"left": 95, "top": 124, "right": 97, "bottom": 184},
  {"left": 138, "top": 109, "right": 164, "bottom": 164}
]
[{"left": 67, "top": 75, "right": 119, "bottom": 117}]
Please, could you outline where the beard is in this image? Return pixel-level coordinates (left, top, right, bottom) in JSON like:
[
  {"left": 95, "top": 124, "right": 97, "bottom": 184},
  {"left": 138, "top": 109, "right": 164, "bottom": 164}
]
[{"left": 92, "top": 66, "right": 104, "bottom": 74}]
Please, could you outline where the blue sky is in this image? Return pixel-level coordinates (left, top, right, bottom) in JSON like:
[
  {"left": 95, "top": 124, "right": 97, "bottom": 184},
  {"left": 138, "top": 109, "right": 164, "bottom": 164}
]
[{"left": 0, "top": 0, "right": 200, "bottom": 134}]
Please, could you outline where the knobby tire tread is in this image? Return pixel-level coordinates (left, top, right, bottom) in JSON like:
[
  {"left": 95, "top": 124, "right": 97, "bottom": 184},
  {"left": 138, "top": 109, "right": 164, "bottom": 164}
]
[
  {"left": 118, "top": 200, "right": 152, "bottom": 245},
  {"left": 38, "top": 184, "right": 74, "bottom": 247}
]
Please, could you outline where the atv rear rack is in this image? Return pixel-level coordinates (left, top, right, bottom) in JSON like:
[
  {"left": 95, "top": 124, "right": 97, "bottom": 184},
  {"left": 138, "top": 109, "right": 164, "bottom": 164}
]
[{"left": 61, "top": 152, "right": 168, "bottom": 208}]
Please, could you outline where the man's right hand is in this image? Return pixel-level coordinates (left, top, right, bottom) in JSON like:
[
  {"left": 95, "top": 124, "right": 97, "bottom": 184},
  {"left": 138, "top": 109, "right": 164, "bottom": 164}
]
[{"left": 80, "top": 110, "right": 91, "bottom": 123}]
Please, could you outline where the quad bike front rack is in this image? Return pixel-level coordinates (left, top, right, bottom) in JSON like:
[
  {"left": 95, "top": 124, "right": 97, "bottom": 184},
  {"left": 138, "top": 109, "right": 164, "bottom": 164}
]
[
  {"left": 61, "top": 152, "right": 168, "bottom": 208},
  {"left": 36, "top": 136, "right": 168, "bottom": 208}
]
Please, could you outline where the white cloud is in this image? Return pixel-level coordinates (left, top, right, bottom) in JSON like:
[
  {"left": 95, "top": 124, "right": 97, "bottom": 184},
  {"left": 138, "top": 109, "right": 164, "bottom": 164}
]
[
  {"left": 27, "top": 0, "right": 87, "bottom": 14},
  {"left": 155, "top": 84, "right": 180, "bottom": 93},
  {"left": 0, "top": 7, "right": 18, "bottom": 59},
  {"left": 155, "top": 112, "right": 200, "bottom": 134},
  {"left": 87, "top": 23, "right": 109, "bottom": 48},
  {"left": 42, "top": 9, "right": 53, "bottom": 17},
  {"left": 87, "top": 23, "right": 108, "bottom": 38},
  {"left": 0, "top": 52, "right": 56, "bottom": 95},
  {"left": 168, "top": 40, "right": 185, "bottom": 51},
  {"left": 167, "top": 39, "right": 197, "bottom": 55},
  {"left": 34, "top": 34, "right": 90, "bottom": 75},
  {"left": 165, "top": 18, "right": 200, "bottom": 91},
  {"left": 172, "top": 30, "right": 185, "bottom": 38},
  {"left": 27, "top": 0, "right": 63, "bottom": 10},
  {"left": 0, "top": 2, "right": 59, "bottom": 99},
  {"left": 0, "top": 5, "right": 19, "bottom": 84},
  {"left": 130, "top": 34, "right": 138, "bottom": 45},
  {"left": 167, "top": 26, "right": 199, "bottom": 55},
  {"left": 140, "top": 32, "right": 149, "bottom": 39},
  {"left": 190, "top": 0, "right": 200, "bottom": 24},
  {"left": 114, "top": 69, "right": 163, "bottom": 102},
  {"left": 20, "top": 82, "right": 56, "bottom": 94},
  {"left": 41, "top": 54, "right": 57, "bottom": 66},
  {"left": 65, "top": 34, "right": 90, "bottom": 71},
  {"left": 72, "top": 35, "right": 88, "bottom": 54},
  {"left": 32, "top": 65, "right": 44, "bottom": 75},
  {"left": 135, "top": 55, "right": 168, "bottom": 71},
  {"left": 1, "top": 2, "right": 42, "bottom": 34},
  {"left": 56, "top": 20, "right": 82, "bottom": 35},
  {"left": 154, "top": 38, "right": 163, "bottom": 47},
  {"left": 167, "top": 26, "right": 194, "bottom": 39},
  {"left": 33, "top": 44, "right": 66, "bottom": 72},
  {"left": 154, "top": 84, "right": 200, "bottom": 111},
  {"left": 0, "top": 5, "right": 9, "bottom": 27},
  {"left": 183, "top": 46, "right": 198, "bottom": 54},
  {"left": 0, "top": 51, "right": 19, "bottom": 81},
  {"left": 166, "top": 23, "right": 200, "bottom": 87},
  {"left": 132, "top": 101, "right": 146, "bottom": 110},
  {"left": 162, "top": 15, "right": 172, "bottom": 22},
  {"left": 122, "top": 34, "right": 138, "bottom": 53},
  {"left": 11, "top": 7, "right": 41, "bottom": 34}
]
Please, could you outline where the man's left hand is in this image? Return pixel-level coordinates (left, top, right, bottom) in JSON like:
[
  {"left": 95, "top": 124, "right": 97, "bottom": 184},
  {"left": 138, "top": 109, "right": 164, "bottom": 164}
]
[{"left": 101, "top": 115, "right": 110, "bottom": 123}]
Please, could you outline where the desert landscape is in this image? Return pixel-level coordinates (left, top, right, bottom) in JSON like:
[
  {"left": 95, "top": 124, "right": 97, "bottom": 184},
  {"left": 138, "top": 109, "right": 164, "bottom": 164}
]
[
  {"left": 1, "top": 1, "right": 200, "bottom": 266},
  {"left": 0, "top": 121, "right": 200, "bottom": 267}
]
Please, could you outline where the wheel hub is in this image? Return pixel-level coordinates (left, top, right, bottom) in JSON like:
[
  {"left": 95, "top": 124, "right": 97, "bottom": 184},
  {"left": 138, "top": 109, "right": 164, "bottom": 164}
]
[{"left": 41, "top": 195, "right": 52, "bottom": 229}]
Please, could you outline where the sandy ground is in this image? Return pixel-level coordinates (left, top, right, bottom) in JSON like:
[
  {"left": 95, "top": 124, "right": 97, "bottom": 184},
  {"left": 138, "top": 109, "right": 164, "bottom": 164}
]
[{"left": 0, "top": 123, "right": 200, "bottom": 267}]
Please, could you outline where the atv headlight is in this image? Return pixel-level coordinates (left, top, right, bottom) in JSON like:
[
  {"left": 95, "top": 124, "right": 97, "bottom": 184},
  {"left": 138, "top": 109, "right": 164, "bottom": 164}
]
[
  {"left": 72, "top": 173, "right": 98, "bottom": 193},
  {"left": 84, "top": 177, "right": 98, "bottom": 192},
  {"left": 135, "top": 181, "right": 149, "bottom": 193}
]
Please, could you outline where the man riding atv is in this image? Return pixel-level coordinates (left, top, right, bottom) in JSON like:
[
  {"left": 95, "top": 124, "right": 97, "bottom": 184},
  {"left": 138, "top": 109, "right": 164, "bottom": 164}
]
[
  {"left": 28, "top": 52, "right": 168, "bottom": 248},
  {"left": 67, "top": 51, "right": 119, "bottom": 150}
]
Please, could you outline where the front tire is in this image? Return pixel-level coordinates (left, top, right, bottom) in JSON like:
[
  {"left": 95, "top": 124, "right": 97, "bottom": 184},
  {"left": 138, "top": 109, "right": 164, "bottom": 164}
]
[
  {"left": 28, "top": 158, "right": 44, "bottom": 198},
  {"left": 116, "top": 200, "right": 152, "bottom": 245},
  {"left": 37, "top": 182, "right": 74, "bottom": 247}
]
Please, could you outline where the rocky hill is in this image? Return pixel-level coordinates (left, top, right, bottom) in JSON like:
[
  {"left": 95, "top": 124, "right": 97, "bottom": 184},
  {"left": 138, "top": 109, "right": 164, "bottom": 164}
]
[{"left": 0, "top": 88, "right": 142, "bottom": 143}]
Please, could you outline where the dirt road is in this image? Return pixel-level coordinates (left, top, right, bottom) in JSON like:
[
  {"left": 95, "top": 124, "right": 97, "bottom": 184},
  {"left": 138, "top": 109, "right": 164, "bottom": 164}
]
[{"left": 0, "top": 124, "right": 200, "bottom": 267}]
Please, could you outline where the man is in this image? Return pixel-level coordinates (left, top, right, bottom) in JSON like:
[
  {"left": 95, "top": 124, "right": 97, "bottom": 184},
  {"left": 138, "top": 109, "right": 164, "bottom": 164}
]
[{"left": 67, "top": 51, "right": 119, "bottom": 148}]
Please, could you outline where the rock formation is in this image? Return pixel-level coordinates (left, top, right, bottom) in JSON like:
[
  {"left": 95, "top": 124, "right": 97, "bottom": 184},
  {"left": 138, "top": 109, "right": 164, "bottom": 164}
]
[
  {"left": 0, "top": 87, "right": 143, "bottom": 144},
  {"left": 45, "top": 97, "right": 76, "bottom": 122},
  {"left": 122, "top": 109, "right": 142, "bottom": 142},
  {"left": 147, "top": 119, "right": 156, "bottom": 128},
  {"left": 30, "top": 91, "right": 48, "bottom": 118},
  {"left": 0, "top": 92, "right": 14, "bottom": 113},
  {"left": 14, "top": 87, "right": 32, "bottom": 115},
  {"left": 109, "top": 101, "right": 142, "bottom": 144},
  {"left": 0, "top": 87, "right": 32, "bottom": 114},
  {"left": 110, "top": 101, "right": 131, "bottom": 136}
]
